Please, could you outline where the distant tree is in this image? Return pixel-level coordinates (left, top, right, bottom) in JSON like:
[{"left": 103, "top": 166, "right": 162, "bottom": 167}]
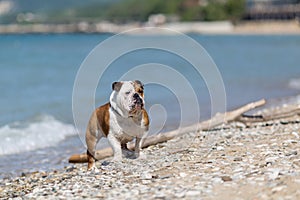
[
  {"left": 201, "top": 0, "right": 245, "bottom": 22},
  {"left": 46, "top": 0, "right": 247, "bottom": 23},
  {"left": 225, "top": 0, "right": 245, "bottom": 23},
  {"left": 201, "top": 1, "right": 228, "bottom": 21}
]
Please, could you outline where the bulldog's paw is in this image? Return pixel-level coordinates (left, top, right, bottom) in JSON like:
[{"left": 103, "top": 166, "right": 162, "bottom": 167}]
[
  {"left": 87, "top": 166, "right": 100, "bottom": 173},
  {"left": 136, "top": 152, "right": 147, "bottom": 160},
  {"left": 122, "top": 149, "right": 135, "bottom": 158},
  {"left": 111, "top": 155, "right": 123, "bottom": 162},
  {"left": 129, "top": 152, "right": 146, "bottom": 160}
]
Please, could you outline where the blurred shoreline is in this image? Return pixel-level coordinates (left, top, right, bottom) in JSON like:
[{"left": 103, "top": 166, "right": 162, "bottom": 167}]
[{"left": 0, "top": 20, "right": 300, "bottom": 34}]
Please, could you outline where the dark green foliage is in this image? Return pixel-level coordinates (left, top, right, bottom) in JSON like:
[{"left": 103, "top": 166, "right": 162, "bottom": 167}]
[
  {"left": 101, "top": 0, "right": 246, "bottom": 23},
  {"left": 225, "top": 0, "right": 246, "bottom": 22},
  {"left": 202, "top": 0, "right": 245, "bottom": 21},
  {"left": 103, "top": 0, "right": 183, "bottom": 23},
  {"left": 101, "top": 0, "right": 246, "bottom": 22},
  {"left": 201, "top": 1, "right": 228, "bottom": 21},
  {"left": 1, "top": 0, "right": 246, "bottom": 23}
]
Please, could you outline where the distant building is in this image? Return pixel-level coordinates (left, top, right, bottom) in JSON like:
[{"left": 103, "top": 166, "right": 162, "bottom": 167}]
[
  {"left": 0, "top": 0, "right": 13, "bottom": 16},
  {"left": 148, "top": 14, "right": 166, "bottom": 26},
  {"left": 245, "top": 0, "right": 300, "bottom": 20}
]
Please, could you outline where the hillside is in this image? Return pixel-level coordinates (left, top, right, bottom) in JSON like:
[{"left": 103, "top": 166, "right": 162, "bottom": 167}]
[
  {"left": 0, "top": 0, "right": 246, "bottom": 24},
  {"left": 0, "top": 0, "right": 119, "bottom": 23}
]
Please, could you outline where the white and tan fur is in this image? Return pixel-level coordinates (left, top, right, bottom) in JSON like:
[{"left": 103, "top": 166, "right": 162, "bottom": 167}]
[{"left": 85, "top": 80, "right": 149, "bottom": 171}]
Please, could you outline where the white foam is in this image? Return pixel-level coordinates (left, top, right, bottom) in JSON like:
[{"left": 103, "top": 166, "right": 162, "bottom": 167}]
[
  {"left": 288, "top": 78, "right": 300, "bottom": 90},
  {"left": 0, "top": 115, "right": 76, "bottom": 155}
]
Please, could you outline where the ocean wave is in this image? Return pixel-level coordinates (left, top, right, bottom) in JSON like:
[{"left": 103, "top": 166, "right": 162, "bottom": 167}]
[
  {"left": 0, "top": 115, "right": 76, "bottom": 155},
  {"left": 288, "top": 78, "right": 300, "bottom": 90}
]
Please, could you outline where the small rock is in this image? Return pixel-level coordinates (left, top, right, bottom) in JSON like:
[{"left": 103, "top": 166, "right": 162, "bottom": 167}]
[
  {"left": 233, "top": 157, "right": 243, "bottom": 162},
  {"left": 159, "top": 174, "right": 172, "bottom": 179},
  {"left": 265, "top": 156, "right": 278, "bottom": 164},
  {"left": 221, "top": 176, "right": 232, "bottom": 182},
  {"left": 271, "top": 185, "right": 287, "bottom": 193},
  {"left": 268, "top": 168, "right": 281, "bottom": 180},
  {"left": 154, "top": 192, "right": 166, "bottom": 199},
  {"left": 292, "top": 132, "right": 299, "bottom": 139},
  {"left": 140, "top": 172, "right": 152, "bottom": 180},
  {"left": 212, "top": 167, "right": 220, "bottom": 172},
  {"left": 174, "top": 191, "right": 186, "bottom": 198},
  {"left": 65, "top": 166, "right": 76, "bottom": 172},
  {"left": 141, "top": 180, "right": 151, "bottom": 185},
  {"left": 95, "top": 193, "right": 105, "bottom": 198},
  {"left": 212, "top": 177, "right": 223, "bottom": 184},
  {"left": 186, "top": 190, "right": 201, "bottom": 196},
  {"left": 285, "top": 150, "right": 297, "bottom": 156},
  {"left": 188, "top": 148, "right": 197, "bottom": 152},
  {"left": 217, "top": 146, "right": 224, "bottom": 151}
]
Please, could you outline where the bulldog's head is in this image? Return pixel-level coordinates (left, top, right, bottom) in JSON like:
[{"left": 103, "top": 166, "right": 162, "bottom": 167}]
[{"left": 110, "top": 80, "right": 145, "bottom": 117}]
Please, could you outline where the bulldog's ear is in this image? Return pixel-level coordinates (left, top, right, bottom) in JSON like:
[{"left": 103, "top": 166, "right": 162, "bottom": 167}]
[
  {"left": 134, "top": 80, "right": 144, "bottom": 90},
  {"left": 112, "top": 81, "right": 123, "bottom": 92}
]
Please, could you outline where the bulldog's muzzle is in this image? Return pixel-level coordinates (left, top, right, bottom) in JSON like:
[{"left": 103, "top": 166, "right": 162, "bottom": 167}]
[{"left": 132, "top": 93, "right": 144, "bottom": 109}]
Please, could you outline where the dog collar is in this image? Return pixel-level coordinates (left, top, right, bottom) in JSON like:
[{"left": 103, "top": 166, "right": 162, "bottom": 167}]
[
  {"left": 110, "top": 103, "right": 136, "bottom": 118},
  {"left": 110, "top": 103, "right": 125, "bottom": 118}
]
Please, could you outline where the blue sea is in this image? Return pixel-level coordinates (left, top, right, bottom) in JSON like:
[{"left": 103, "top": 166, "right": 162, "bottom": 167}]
[{"left": 1, "top": 33, "right": 300, "bottom": 178}]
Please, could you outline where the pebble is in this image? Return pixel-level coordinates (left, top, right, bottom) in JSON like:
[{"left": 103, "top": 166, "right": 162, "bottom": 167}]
[
  {"left": 268, "top": 169, "right": 281, "bottom": 180},
  {"left": 186, "top": 190, "right": 201, "bottom": 196},
  {"left": 179, "top": 172, "right": 187, "bottom": 177},
  {"left": 265, "top": 156, "right": 279, "bottom": 164},
  {"left": 221, "top": 176, "right": 233, "bottom": 182},
  {"left": 174, "top": 191, "right": 186, "bottom": 198},
  {"left": 291, "top": 132, "right": 299, "bottom": 138},
  {"left": 233, "top": 157, "right": 243, "bottom": 162},
  {"left": 140, "top": 172, "right": 153, "bottom": 180},
  {"left": 216, "top": 146, "right": 224, "bottom": 151},
  {"left": 271, "top": 185, "right": 287, "bottom": 193}
]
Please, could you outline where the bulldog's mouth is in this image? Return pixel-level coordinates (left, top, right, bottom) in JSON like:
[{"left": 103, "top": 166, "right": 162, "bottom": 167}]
[
  {"left": 131, "top": 93, "right": 143, "bottom": 110},
  {"left": 135, "top": 103, "right": 143, "bottom": 110},
  {"left": 129, "top": 97, "right": 143, "bottom": 116},
  {"left": 130, "top": 101, "right": 143, "bottom": 110}
]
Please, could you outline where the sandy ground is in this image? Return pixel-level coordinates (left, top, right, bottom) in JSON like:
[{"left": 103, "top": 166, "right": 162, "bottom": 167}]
[
  {"left": 1, "top": 110, "right": 300, "bottom": 199},
  {"left": 1, "top": 20, "right": 300, "bottom": 34},
  {"left": 234, "top": 20, "right": 300, "bottom": 34}
]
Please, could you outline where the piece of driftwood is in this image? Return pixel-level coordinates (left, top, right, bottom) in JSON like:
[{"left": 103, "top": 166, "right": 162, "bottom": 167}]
[
  {"left": 69, "top": 99, "right": 267, "bottom": 163},
  {"left": 237, "top": 105, "right": 300, "bottom": 123}
]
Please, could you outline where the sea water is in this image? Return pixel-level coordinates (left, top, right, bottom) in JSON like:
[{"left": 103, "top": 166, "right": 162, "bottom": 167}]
[{"left": 0, "top": 33, "right": 300, "bottom": 177}]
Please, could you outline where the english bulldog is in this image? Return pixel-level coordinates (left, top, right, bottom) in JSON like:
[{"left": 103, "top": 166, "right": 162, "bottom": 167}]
[{"left": 85, "top": 80, "right": 149, "bottom": 171}]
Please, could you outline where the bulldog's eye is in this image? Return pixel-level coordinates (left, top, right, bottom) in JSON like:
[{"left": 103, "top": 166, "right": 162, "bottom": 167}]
[{"left": 125, "top": 91, "right": 130, "bottom": 95}]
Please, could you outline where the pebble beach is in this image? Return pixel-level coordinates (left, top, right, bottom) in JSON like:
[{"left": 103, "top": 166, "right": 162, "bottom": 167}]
[{"left": 1, "top": 105, "right": 300, "bottom": 200}]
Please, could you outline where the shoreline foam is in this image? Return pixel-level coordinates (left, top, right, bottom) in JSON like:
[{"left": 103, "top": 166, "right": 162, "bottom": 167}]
[{"left": 0, "top": 114, "right": 76, "bottom": 156}]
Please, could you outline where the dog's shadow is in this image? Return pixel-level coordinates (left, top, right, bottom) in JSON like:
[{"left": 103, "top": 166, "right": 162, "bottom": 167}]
[
  {"left": 101, "top": 148, "right": 138, "bottom": 166},
  {"left": 122, "top": 148, "right": 138, "bottom": 159}
]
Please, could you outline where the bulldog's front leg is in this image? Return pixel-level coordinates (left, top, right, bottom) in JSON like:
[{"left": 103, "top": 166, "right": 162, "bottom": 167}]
[
  {"left": 107, "top": 133, "right": 122, "bottom": 161},
  {"left": 86, "top": 128, "right": 101, "bottom": 172},
  {"left": 134, "top": 137, "right": 145, "bottom": 159}
]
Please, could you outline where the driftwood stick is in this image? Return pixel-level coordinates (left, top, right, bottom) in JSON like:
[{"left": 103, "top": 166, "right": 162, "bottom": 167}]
[
  {"left": 69, "top": 99, "right": 266, "bottom": 163},
  {"left": 198, "top": 99, "right": 267, "bottom": 131},
  {"left": 237, "top": 106, "right": 300, "bottom": 123}
]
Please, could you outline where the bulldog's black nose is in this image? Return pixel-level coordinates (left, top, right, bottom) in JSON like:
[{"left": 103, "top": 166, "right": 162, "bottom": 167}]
[
  {"left": 133, "top": 93, "right": 143, "bottom": 105},
  {"left": 133, "top": 93, "right": 139, "bottom": 99}
]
